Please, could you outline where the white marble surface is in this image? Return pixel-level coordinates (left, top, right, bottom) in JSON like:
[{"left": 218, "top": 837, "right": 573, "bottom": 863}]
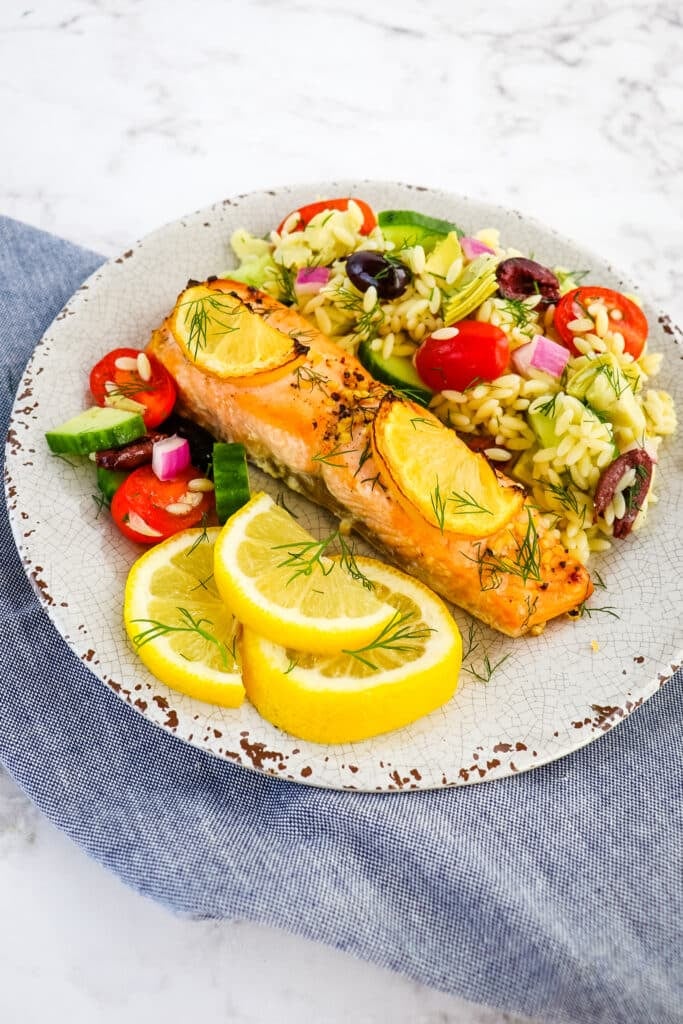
[{"left": 1, "top": 0, "right": 681, "bottom": 1021}]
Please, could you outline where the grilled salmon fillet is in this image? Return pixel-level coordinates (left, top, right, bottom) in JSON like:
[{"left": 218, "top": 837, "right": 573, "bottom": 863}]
[{"left": 147, "top": 280, "right": 592, "bottom": 637}]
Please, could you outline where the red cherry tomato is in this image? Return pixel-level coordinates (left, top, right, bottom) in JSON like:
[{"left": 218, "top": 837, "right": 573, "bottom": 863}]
[
  {"left": 554, "top": 287, "right": 648, "bottom": 359},
  {"left": 276, "top": 198, "right": 377, "bottom": 236},
  {"left": 414, "top": 321, "right": 510, "bottom": 392},
  {"left": 89, "top": 347, "right": 177, "bottom": 430},
  {"left": 110, "top": 465, "right": 213, "bottom": 544}
]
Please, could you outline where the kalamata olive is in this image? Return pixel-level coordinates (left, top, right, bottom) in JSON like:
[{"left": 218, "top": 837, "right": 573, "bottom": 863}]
[
  {"left": 496, "top": 257, "right": 561, "bottom": 305},
  {"left": 346, "top": 250, "right": 411, "bottom": 300},
  {"left": 593, "top": 448, "right": 653, "bottom": 538}
]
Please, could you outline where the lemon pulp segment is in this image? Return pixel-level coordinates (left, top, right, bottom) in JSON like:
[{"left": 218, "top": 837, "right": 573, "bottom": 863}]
[
  {"left": 372, "top": 398, "right": 523, "bottom": 537},
  {"left": 169, "top": 283, "right": 302, "bottom": 379},
  {"left": 213, "top": 492, "right": 395, "bottom": 654}
]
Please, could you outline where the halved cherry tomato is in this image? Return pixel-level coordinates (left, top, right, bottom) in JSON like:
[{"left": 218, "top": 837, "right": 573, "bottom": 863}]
[
  {"left": 276, "top": 198, "right": 377, "bottom": 236},
  {"left": 554, "top": 287, "right": 648, "bottom": 359},
  {"left": 414, "top": 321, "right": 509, "bottom": 393},
  {"left": 111, "top": 465, "right": 213, "bottom": 544},
  {"left": 89, "top": 347, "right": 177, "bottom": 430}
]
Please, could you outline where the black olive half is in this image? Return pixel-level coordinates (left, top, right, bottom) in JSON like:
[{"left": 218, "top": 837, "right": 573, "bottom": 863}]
[{"left": 346, "top": 250, "right": 411, "bottom": 300}]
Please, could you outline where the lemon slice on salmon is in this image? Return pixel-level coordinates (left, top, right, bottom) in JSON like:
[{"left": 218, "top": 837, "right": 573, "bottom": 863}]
[
  {"left": 213, "top": 492, "right": 395, "bottom": 655},
  {"left": 169, "top": 281, "right": 305, "bottom": 381},
  {"left": 240, "top": 557, "right": 462, "bottom": 744},
  {"left": 372, "top": 396, "right": 523, "bottom": 537},
  {"left": 124, "top": 527, "right": 244, "bottom": 707}
]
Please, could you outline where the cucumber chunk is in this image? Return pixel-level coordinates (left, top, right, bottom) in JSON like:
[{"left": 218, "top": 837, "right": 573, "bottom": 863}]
[
  {"left": 212, "top": 442, "right": 251, "bottom": 524},
  {"left": 358, "top": 340, "right": 434, "bottom": 407},
  {"left": 378, "top": 210, "right": 464, "bottom": 252},
  {"left": 96, "top": 466, "right": 129, "bottom": 504},
  {"left": 566, "top": 354, "right": 645, "bottom": 438},
  {"left": 46, "top": 407, "right": 146, "bottom": 455}
]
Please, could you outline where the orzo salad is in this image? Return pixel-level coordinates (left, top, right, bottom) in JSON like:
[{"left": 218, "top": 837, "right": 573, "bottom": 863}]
[{"left": 225, "top": 197, "right": 677, "bottom": 566}]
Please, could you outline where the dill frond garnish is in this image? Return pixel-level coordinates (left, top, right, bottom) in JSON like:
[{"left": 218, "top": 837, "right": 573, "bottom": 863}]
[
  {"left": 499, "top": 297, "right": 538, "bottom": 331},
  {"left": 568, "top": 602, "right": 620, "bottom": 620},
  {"left": 462, "top": 650, "right": 511, "bottom": 683},
  {"left": 334, "top": 285, "right": 385, "bottom": 344},
  {"left": 269, "top": 263, "right": 297, "bottom": 305},
  {"left": 178, "top": 293, "right": 241, "bottom": 359},
  {"left": 91, "top": 492, "right": 108, "bottom": 517},
  {"left": 448, "top": 491, "right": 492, "bottom": 516},
  {"left": 272, "top": 529, "right": 374, "bottom": 590},
  {"left": 131, "top": 608, "right": 231, "bottom": 668},
  {"left": 293, "top": 364, "right": 330, "bottom": 393},
  {"left": 469, "top": 508, "right": 542, "bottom": 589},
  {"left": 311, "top": 444, "right": 357, "bottom": 468},
  {"left": 430, "top": 478, "right": 448, "bottom": 532},
  {"left": 342, "top": 609, "right": 433, "bottom": 671},
  {"left": 186, "top": 515, "right": 210, "bottom": 556}
]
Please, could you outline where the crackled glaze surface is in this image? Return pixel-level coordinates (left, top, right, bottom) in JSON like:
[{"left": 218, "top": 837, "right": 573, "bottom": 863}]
[{"left": 5, "top": 182, "right": 683, "bottom": 791}]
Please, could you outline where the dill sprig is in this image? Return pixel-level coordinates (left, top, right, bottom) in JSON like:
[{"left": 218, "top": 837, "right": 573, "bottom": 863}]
[
  {"left": 461, "top": 620, "right": 481, "bottom": 661},
  {"left": 131, "top": 607, "right": 232, "bottom": 668},
  {"left": 430, "top": 478, "right": 448, "bottom": 532},
  {"left": 91, "top": 491, "right": 108, "bottom": 517},
  {"left": 568, "top": 602, "right": 620, "bottom": 620},
  {"left": 178, "top": 293, "right": 241, "bottom": 359},
  {"left": 463, "top": 650, "right": 511, "bottom": 683},
  {"left": 269, "top": 263, "right": 297, "bottom": 305},
  {"left": 449, "top": 490, "right": 492, "bottom": 516},
  {"left": 470, "top": 508, "right": 542, "bottom": 589},
  {"left": 272, "top": 529, "right": 374, "bottom": 590},
  {"left": 499, "top": 297, "right": 538, "bottom": 331},
  {"left": 186, "top": 515, "right": 210, "bottom": 556},
  {"left": 312, "top": 444, "right": 357, "bottom": 467},
  {"left": 535, "top": 393, "right": 559, "bottom": 418},
  {"left": 293, "top": 364, "right": 330, "bottom": 393},
  {"left": 343, "top": 609, "right": 433, "bottom": 670},
  {"left": 594, "top": 361, "right": 631, "bottom": 399},
  {"left": 334, "top": 285, "right": 385, "bottom": 344}
]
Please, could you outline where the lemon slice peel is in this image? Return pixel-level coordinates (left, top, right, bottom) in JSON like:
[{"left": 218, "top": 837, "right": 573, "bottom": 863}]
[{"left": 124, "top": 526, "right": 244, "bottom": 707}]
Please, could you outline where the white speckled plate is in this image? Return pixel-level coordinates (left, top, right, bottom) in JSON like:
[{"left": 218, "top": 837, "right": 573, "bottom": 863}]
[{"left": 5, "top": 182, "right": 683, "bottom": 791}]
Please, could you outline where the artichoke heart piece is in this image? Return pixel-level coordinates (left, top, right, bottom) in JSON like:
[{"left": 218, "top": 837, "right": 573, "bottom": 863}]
[{"left": 441, "top": 254, "right": 499, "bottom": 325}]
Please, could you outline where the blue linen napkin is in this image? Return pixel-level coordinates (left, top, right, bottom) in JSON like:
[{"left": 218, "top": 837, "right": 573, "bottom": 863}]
[{"left": 0, "top": 214, "right": 681, "bottom": 1024}]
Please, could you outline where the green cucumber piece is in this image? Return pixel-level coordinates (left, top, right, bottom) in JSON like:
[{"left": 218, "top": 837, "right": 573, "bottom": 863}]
[
  {"left": 96, "top": 466, "right": 129, "bottom": 504},
  {"left": 46, "top": 407, "right": 146, "bottom": 455},
  {"left": 358, "top": 339, "right": 433, "bottom": 407},
  {"left": 378, "top": 210, "right": 464, "bottom": 252},
  {"left": 527, "top": 394, "right": 618, "bottom": 456},
  {"left": 566, "top": 354, "right": 645, "bottom": 437},
  {"left": 212, "top": 442, "right": 251, "bottom": 524}
]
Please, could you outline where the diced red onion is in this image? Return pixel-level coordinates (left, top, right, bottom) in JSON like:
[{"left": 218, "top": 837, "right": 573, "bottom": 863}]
[
  {"left": 295, "top": 267, "right": 331, "bottom": 294},
  {"left": 152, "top": 435, "right": 191, "bottom": 481},
  {"left": 460, "top": 236, "right": 495, "bottom": 260},
  {"left": 511, "top": 334, "right": 570, "bottom": 379}
]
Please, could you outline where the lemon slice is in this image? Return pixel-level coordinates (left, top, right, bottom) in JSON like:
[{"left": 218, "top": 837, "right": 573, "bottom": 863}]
[
  {"left": 124, "top": 527, "right": 244, "bottom": 707},
  {"left": 240, "top": 557, "right": 462, "bottom": 744},
  {"left": 169, "top": 281, "right": 303, "bottom": 380},
  {"left": 213, "top": 492, "right": 395, "bottom": 655},
  {"left": 372, "top": 396, "right": 523, "bottom": 537}
]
